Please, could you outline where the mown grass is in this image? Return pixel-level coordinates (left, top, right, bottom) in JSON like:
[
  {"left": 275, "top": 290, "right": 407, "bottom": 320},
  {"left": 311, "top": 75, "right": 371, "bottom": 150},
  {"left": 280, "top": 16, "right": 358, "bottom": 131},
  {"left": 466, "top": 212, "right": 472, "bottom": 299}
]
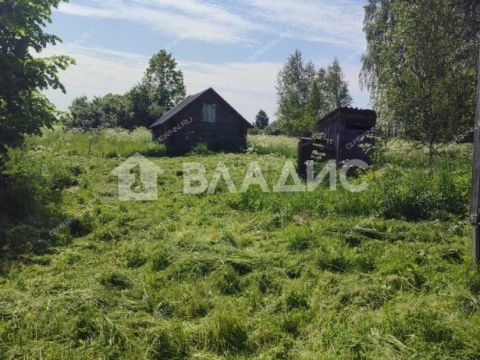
[{"left": 0, "top": 128, "right": 479, "bottom": 359}]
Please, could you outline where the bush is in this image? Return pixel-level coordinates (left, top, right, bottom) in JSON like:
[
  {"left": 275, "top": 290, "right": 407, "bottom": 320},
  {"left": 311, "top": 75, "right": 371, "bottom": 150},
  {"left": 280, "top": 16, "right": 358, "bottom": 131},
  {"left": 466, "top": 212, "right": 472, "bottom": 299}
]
[
  {"left": 69, "top": 213, "right": 95, "bottom": 237},
  {"left": 140, "top": 143, "right": 167, "bottom": 157},
  {"left": 191, "top": 143, "right": 210, "bottom": 155},
  {"left": 377, "top": 168, "right": 468, "bottom": 220}
]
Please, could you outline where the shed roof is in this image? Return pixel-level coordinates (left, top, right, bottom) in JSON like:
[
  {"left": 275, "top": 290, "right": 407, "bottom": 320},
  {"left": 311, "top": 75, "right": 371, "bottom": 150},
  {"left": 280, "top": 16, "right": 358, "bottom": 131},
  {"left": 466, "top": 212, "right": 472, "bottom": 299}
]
[
  {"left": 318, "top": 107, "right": 376, "bottom": 126},
  {"left": 149, "top": 87, "right": 253, "bottom": 129}
]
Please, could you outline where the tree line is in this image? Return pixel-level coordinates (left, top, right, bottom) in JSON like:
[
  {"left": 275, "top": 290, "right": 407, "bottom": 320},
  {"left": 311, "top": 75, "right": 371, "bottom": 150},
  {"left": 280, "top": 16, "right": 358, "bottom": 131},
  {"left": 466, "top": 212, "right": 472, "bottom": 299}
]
[
  {"left": 361, "top": 0, "right": 480, "bottom": 160},
  {"left": 272, "top": 51, "right": 352, "bottom": 136},
  {"left": 67, "top": 50, "right": 186, "bottom": 130}
]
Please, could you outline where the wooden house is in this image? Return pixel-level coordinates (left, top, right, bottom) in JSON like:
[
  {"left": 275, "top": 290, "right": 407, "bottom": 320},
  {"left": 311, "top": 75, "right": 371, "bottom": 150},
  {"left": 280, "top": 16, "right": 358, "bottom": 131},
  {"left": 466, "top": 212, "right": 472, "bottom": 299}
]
[
  {"left": 298, "top": 108, "right": 377, "bottom": 177},
  {"left": 150, "top": 88, "right": 253, "bottom": 154}
]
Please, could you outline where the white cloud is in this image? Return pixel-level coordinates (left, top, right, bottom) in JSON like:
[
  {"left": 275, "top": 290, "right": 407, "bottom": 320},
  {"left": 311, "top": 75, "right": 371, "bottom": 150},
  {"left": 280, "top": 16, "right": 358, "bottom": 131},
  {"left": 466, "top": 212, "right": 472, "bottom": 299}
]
[
  {"left": 247, "top": 0, "right": 365, "bottom": 49},
  {"left": 182, "top": 61, "right": 282, "bottom": 122},
  {"left": 43, "top": 45, "right": 147, "bottom": 110},
  {"left": 56, "top": 0, "right": 365, "bottom": 49},
  {"left": 57, "top": 0, "right": 259, "bottom": 43}
]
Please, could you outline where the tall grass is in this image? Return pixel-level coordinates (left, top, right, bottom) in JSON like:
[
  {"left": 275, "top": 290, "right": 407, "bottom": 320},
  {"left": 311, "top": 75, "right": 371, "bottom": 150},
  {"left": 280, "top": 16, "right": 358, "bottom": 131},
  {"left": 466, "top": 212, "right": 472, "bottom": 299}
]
[
  {"left": 26, "top": 126, "right": 166, "bottom": 158},
  {"left": 0, "top": 129, "right": 478, "bottom": 359},
  {"left": 247, "top": 135, "right": 297, "bottom": 158}
]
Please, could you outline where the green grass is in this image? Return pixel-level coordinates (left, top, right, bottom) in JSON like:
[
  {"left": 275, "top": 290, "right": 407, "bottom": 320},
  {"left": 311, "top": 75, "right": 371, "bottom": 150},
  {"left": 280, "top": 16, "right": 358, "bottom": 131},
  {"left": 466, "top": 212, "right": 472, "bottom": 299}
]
[
  {"left": 0, "top": 128, "right": 479, "bottom": 359},
  {"left": 247, "top": 134, "right": 298, "bottom": 158}
]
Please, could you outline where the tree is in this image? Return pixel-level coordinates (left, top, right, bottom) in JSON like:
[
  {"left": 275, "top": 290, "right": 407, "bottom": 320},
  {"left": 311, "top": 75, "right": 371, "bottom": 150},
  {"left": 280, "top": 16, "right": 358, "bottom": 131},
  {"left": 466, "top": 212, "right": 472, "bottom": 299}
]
[
  {"left": 68, "top": 94, "right": 132, "bottom": 129},
  {"left": 68, "top": 96, "right": 98, "bottom": 128},
  {"left": 324, "top": 59, "right": 352, "bottom": 110},
  {"left": 0, "top": 0, "right": 74, "bottom": 165},
  {"left": 452, "top": 0, "right": 480, "bottom": 37},
  {"left": 276, "top": 50, "right": 339, "bottom": 136},
  {"left": 307, "top": 70, "right": 329, "bottom": 119},
  {"left": 361, "top": 0, "right": 476, "bottom": 161},
  {"left": 255, "top": 110, "right": 269, "bottom": 129},
  {"left": 68, "top": 50, "right": 186, "bottom": 130},
  {"left": 130, "top": 50, "right": 186, "bottom": 127},
  {"left": 276, "top": 50, "right": 313, "bottom": 135}
]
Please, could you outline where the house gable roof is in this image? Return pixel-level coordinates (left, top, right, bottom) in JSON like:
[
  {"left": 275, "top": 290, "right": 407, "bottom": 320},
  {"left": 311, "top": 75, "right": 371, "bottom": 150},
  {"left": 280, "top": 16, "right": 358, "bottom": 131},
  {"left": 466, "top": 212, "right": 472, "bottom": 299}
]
[{"left": 149, "top": 88, "right": 253, "bottom": 129}]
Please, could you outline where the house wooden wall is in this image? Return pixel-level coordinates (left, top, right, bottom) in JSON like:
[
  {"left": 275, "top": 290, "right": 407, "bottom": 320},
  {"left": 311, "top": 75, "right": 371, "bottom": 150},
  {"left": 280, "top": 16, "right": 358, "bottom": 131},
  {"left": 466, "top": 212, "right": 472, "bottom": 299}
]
[
  {"left": 152, "top": 91, "right": 250, "bottom": 154},
  {"left": 318, "top": 109, "right": 376, "bottom": 165}
]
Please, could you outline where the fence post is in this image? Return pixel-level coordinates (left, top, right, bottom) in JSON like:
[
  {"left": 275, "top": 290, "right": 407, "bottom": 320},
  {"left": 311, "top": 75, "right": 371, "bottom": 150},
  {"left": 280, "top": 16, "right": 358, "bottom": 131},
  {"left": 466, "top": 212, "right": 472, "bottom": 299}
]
[{"left": 471, "top": 47, "right": 480, "bottom": 264}]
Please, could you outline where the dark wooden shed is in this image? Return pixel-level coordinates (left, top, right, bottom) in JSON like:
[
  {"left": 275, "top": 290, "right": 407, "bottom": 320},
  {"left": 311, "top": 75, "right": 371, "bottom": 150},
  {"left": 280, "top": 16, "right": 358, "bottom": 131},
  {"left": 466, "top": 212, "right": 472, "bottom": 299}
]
[
  {"left": 150, "top": 88, "right": 253, "bottom": 154},
  {"left": 298, "top": 108, "right": 377, "bottom": 177}
]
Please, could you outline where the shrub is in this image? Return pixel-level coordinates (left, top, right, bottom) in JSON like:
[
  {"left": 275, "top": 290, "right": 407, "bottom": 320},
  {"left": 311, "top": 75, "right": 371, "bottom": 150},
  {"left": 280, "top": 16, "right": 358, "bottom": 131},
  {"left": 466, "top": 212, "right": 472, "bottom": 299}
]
[
  {"left": 0, "top": 177, "right": 37, "bottom": 219},
  {"left": 191, "top": 143, "right": 210, "bottom": 155},
  {"left": 140, "top": 143, "right": 167, "bottom": 157}
]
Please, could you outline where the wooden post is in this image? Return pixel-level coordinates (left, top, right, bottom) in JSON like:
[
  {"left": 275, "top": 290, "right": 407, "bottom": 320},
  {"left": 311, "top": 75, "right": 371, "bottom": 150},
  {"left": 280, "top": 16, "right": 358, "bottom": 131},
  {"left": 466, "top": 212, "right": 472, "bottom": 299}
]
[
  {"left": 297, "top": 138, "right": 313, "bottom": 180},
  {"left": 471, "top": 47, "right": 480, "bottom": 264}
]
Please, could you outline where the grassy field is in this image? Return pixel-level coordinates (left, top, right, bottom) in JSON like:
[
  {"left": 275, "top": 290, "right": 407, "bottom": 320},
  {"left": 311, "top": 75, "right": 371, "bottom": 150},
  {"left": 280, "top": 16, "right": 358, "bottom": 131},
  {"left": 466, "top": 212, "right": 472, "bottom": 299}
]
[{"left": 0, "top": 128, "right": 479, "bottom": 359}]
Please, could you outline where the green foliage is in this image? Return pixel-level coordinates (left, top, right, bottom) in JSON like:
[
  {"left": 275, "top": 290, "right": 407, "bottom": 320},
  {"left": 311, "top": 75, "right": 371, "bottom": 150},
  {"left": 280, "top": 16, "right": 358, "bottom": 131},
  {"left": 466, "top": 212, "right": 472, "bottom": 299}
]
[
  {"left": 67, "top": 94, "right": 133, "bottom": 129},
  {"left": 247, "top": 135, "right": 297, "bottom": 158},
  {"left": 190, "top": 143, "right": 210, "bottom": 155},
  {"left": 26, "top": 127, "right": 166, "bottom": 158},
  {"left": 362, "top": 0, "right": 476, "bottom": 160},
  {"left": 276, "top": 51, "right": 352, "bottom": 136},
  {"left": 129, "top": 50, "right": 186, "bottom": 128},
  {"left": 285, "top": 225, "right": 313, "bottom": 251},
  {"left": 255, "top": 110, "right": 270, "bottom": 129},
  {"left": 0, "top": 0, "right": 74, "bottom": 165},
  {"left": 67, "top": 50, "right": 186, "bottom": 130},
  {"left": 324, "top": 58, "right": 353, "bottom": 109}
]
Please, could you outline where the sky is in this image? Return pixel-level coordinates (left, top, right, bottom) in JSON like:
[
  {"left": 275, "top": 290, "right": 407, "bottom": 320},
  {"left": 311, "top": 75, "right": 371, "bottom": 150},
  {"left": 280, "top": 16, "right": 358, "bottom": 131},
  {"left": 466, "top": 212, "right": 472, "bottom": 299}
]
[{"left": 44, "top": 0, "right": 371, "bottom": 123}]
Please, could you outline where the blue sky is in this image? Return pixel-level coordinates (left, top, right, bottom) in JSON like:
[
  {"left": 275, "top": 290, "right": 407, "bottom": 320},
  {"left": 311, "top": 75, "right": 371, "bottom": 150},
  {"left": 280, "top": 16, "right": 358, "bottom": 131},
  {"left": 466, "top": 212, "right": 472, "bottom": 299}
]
[{"left": 45, "top": 0, "right": 371, "bottom": 122}]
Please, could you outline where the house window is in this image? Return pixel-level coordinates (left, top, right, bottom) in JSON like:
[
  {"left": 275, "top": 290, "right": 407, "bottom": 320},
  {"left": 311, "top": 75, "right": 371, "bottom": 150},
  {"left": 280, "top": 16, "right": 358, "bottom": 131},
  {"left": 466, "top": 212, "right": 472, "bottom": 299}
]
[{"left": 202, "top": 103, "right": 216, "bottom": 123}]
